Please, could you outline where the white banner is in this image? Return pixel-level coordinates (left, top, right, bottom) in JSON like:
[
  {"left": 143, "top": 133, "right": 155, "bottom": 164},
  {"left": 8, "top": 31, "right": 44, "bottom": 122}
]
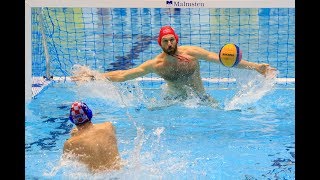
[{"left": 26, "top": 0, "right": 295, "bottom": 8}]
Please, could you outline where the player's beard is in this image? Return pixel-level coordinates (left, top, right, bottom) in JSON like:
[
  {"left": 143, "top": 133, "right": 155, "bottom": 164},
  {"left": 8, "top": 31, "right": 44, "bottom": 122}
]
[{"left": 162, "top": 44, "right": 177, "bottom": 55}]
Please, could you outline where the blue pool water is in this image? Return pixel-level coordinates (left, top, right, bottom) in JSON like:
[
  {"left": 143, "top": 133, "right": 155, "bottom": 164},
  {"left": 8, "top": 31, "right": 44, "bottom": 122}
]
[
  {"left": 27, "top": 7, "right": 295, "bottom": 179},
  {"left": 25, "top": 77, "right": 295, "bottom": 179}
]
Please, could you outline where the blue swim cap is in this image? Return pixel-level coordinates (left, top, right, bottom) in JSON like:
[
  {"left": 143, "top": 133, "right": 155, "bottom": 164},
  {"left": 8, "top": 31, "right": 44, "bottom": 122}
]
[{"left": 69, "top": 102, "right": 93, "bottom": 125}]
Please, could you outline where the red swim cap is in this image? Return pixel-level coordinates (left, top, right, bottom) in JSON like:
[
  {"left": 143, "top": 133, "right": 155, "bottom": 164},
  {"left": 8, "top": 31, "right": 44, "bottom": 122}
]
[{"left": 157, "top": 26, "right": 179, "bottom": 46}]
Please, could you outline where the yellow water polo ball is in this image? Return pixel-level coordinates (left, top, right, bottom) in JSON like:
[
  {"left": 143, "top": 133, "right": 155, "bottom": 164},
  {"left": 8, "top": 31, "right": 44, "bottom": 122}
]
[{"left": 219, "top": 43, "right": 242, "bottom": 67}]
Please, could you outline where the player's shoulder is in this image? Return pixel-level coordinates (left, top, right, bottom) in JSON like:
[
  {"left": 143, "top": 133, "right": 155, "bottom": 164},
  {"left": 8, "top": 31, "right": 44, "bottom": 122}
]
[
  {"left": 149, "top": 55, "right": 165, "bottom": 67},
  {"left": 95, "top": 122, "right": 116, "bottom": 134},
  {"left": 102, "top": 121, "right": 113, "bottom": 126},
  {"left": 63, "top": 138, "right": 73, "bottom": 149},
  {"left": 179, "top": 45, "right": 198, "bottom": 49},
  {"left": 179, "top": 45, "right": 203, "bottom": 53},
  {"left": 98, "top": 122, "right": 114, "bottom": 129},
  {"left": 138, "top": 58, "right": 158, "bottom": 69}
]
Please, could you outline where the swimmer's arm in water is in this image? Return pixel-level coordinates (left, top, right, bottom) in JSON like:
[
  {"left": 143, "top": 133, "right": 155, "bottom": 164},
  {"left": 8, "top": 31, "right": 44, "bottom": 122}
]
[
  {"left": 189, "top": 46, "right": 276, "bottom": 76},
  {"left": 102, "top": 60, "right": 154, "bottom": 82}
]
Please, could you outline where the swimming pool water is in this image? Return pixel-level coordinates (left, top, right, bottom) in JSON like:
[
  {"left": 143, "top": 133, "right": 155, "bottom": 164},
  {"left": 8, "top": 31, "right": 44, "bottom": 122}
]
[
  {"left": 25, "top": 80, "right": 295, "bottom": 179},
  {"left": 28, "top": 7, "right": 295, "bottom": 179}
]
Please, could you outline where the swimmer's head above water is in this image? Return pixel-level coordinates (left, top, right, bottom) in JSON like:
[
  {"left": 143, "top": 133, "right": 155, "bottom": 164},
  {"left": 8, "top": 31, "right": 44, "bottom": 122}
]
[
  {"left": 158, "top": 26, "right": 179, "bottom": 55},
  {"left": 158, "top": 25, "right": 179, "bottom": 46},
  {"left": 69, "top": 101, "right": 93, "bottom": 125}
]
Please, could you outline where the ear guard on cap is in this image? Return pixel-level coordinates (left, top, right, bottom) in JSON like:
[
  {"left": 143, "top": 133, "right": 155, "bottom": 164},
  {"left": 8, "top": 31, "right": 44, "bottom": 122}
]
[{"left": 81, "top": 103, "right": 93, "bottom": 120}]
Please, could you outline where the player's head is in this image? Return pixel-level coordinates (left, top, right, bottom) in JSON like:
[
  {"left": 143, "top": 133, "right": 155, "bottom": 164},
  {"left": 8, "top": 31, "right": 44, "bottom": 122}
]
[
  {"left": 69, "top": 101, "right": 93, "bottom": 125},
  {"left": 158, "top": 26, "right": 179, "bottom": 55}
]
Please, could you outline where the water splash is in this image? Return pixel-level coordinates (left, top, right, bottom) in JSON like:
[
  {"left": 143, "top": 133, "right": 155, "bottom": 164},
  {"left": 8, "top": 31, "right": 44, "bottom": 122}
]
[
  {"left": 153, "top": 127, "right": 165, "bottom": 138},
  {"left": 69, "top": 68, "right": 189, "bottom": 178},
  {"left": 41, "top": 125, "right": 187, "bottom": 179},
  {"left": 112, "top": 126, "right": 188, "bottom": 179},
  {"left": 43, "top": 153, "right": 93, "bottom": 178},
  {"left": 72, "top": 80, "right": 146, "bottom": 109},
  {"left": 224, "top": 69, "right": 278, "bottom": 111},
  {"left": 146, "top": 84, "right": 219, "bottom": 110}
]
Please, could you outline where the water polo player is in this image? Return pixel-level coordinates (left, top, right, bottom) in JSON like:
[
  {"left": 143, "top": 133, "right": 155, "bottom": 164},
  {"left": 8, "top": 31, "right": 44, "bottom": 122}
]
[
  {"left": 63, "top": 101, "right": 122, "bottom": 173},
  {"left": 72, "top": 26, "right": 276, "bottom": 107}
]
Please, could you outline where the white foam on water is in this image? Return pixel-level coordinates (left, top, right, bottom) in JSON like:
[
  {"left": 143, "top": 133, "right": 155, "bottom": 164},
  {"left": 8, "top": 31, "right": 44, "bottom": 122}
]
[
  {"left": 63, "top": 65, "right": 189, "bottom": 178},
  {"left": 43, "top": 125, "right": 188, "bottom": 179},
  {"left": 71, "top": 65, "right": 146, "bottom": 108},
  {"left": 224, "top": 69, "right": 278, "bottom": 111}
]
